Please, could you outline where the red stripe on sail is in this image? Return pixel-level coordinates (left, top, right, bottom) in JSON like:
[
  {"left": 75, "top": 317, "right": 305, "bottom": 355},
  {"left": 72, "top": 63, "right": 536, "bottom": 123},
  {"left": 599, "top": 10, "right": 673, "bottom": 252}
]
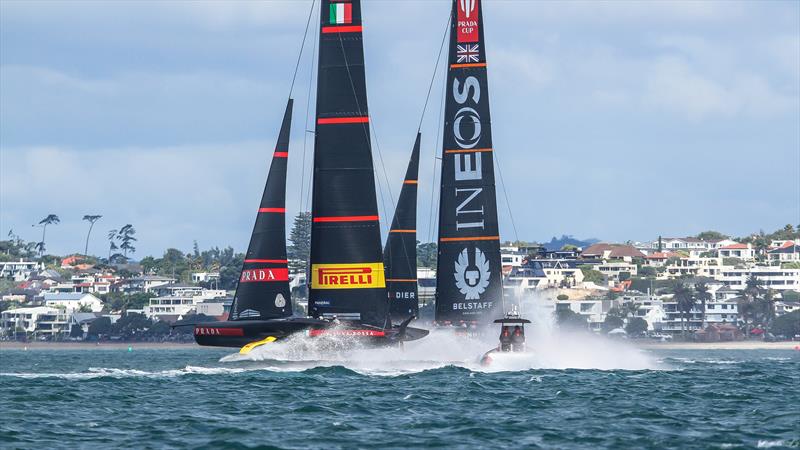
[
  {"left": 258, "top": 208, "right": 285, "bottom": 213},
  {"left": 317, "top": 116, "right": 369, "bottom": 124},
  {"left": 273, "top": 152, "right": 288, "bottom": 158},
  {"left": 313, "top": 215, "right": 379, "bottom": 223},
  {"left": 244, "top": 259, "right": 288, "bottom": 264},
  {"left": 322, "top": 25, "right": 362, "bottom": 34}
]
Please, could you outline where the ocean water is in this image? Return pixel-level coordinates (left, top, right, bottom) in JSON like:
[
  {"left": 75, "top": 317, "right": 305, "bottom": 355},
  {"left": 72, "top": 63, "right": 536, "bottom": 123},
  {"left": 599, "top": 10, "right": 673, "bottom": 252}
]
[{"left": 1, "top": 337, "right": 798, "bottom": 449}]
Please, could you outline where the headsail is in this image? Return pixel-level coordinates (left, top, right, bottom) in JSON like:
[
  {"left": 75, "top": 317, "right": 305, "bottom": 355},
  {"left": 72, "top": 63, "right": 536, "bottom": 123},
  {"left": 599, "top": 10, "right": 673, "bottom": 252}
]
[
  {"left": 384, "top": 133, "right": 421, "bottom": 321},
  {"left": 230, "top": 99, "right": 293, "bottom": 321},
  {"left": 308, "top": 0, "right": 389, "bottom": 327},
  {"left": 435, "top": 0, "right": 502, "bottom": 324}
]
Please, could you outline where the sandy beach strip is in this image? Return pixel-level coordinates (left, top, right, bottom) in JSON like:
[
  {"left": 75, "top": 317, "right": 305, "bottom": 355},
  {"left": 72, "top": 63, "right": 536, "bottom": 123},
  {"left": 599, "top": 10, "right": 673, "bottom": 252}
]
[
  {"left": 0, "top": 341, "right": 214, "bottom": 351},
  {"left": 635, "top": 341, "right": 800, "bottom": 350}
]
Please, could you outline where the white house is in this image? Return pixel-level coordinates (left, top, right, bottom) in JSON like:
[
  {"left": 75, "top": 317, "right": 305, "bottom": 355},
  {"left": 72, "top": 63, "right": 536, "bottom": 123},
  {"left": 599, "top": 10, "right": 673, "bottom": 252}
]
[
  {"left": 144, "top": 288, "right": 227, "bottom": 320},
  {"left": 717, "top": 243, "right": 756, "bottom": 261},
  {"left": 768, "top": 243, "right": 800, "bottom": 264},
  {"left": 716, "top": 267, "right": 800, "bottom": 291},
  {"left": 0, "top": 260, "right": 43, "bottom": 282},
  {"left": 0, "top": 306, "right": 71, "bottom": 337},
  {"left": 43, "top": 292, "right": 104, "bottom": 312},
  {"left": 191, "top": 272, "right": 220, "bottom": 283}
]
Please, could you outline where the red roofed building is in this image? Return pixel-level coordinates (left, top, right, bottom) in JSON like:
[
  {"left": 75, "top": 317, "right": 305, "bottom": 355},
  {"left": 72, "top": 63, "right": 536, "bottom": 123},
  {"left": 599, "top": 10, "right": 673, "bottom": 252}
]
[
  {"left": 581, "top": 243, "right": 645, "bottom": 262},
  {"left": 717, "top": 243, "right": 755, "bottom": 261}
]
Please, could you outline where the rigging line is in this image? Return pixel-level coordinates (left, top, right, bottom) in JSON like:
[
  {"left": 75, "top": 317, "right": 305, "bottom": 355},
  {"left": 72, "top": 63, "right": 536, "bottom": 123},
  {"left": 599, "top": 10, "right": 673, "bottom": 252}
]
[
  {"left": 494, "top": 149, "right": 520, "bottom": 244},
  {"left": 417, "top": 14, "right": 451, "bottom": 133},
  {"left": 288, "top": 0, "right": 317, "bottom": 98},
  {"left": 336, "top": 34, "right": 394, "bottom": 234},
  {"left": 426, "top": 65, "right": 447, "bottom": 244},
  {"left": 300, "top": 3, "right": 319, "bottom": 214}
]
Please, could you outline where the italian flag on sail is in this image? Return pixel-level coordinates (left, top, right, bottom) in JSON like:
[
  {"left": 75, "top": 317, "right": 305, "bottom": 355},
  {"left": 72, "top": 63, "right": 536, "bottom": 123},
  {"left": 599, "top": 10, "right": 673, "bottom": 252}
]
[{"left": 329, "top": 2, "right": 352, "bottom": 25}]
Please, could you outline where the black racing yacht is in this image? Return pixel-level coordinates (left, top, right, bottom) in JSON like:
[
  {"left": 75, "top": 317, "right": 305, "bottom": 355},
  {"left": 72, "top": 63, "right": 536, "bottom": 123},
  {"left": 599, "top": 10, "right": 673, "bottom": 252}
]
[{"left": 194, "top": 0, "right": 428, "bottom": 351}]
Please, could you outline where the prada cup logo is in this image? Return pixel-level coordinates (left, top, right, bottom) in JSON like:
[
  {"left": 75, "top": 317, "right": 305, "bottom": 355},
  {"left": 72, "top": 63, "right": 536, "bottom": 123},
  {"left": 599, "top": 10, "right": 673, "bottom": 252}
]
[
  {"left": 454, "top": 247, "right": 490, "bottom": 300},
  {"left": 460, "top": 0, "right": 476, "bottom": 18},
  {"left": 274, "top": 293, "right": 286, "bottom": 308},
  {"left": 453, "top": 106, "right": 481, "bottom": 149}
]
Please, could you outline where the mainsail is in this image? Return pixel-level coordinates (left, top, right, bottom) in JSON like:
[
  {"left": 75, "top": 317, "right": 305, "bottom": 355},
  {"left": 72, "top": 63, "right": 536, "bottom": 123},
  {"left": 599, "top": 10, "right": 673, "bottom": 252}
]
[
  {"left": 384, "top": 133, "right": 421, "bottom": 321},
  {"left": 229, "top": 99, "right": 293, "bottom": 321},
  {"left": 308, "top": 0, "right": 389, "bottom": 327},
  {"left": 435, "top": 0, "right": 502, "bottom": 324}
]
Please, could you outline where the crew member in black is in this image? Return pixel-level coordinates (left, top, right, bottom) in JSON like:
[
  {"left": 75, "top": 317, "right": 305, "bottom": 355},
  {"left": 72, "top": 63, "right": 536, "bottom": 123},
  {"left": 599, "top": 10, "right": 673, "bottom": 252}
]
[
  {"left": 499, "top": 327, "right": 511, "bottom": 352},
  {"left": 511, "top": 326, "right": 525, "bottom": 352}
]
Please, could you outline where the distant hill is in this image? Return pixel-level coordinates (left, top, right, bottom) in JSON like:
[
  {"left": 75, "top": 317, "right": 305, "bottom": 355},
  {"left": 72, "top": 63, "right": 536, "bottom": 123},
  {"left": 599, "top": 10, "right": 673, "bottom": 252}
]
[{"left": 542, "top": 235, "right": 600, "bottom": 251}]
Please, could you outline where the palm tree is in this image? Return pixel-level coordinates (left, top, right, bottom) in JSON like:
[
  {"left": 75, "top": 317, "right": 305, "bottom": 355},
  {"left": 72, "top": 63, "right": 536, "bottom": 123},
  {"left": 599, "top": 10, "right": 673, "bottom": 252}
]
[
  {"left": 673, "top": 282, "right": 696, "bottom": 339},
  {"left": 35, "top": 214, "right": 60, "bottom": 256},
  {"left": 740, "top": 275, "right": 763, "bottom": 337},
  {"left": 694, "top": 282, "right": 711, "bottom": 329},
  {"left": 82, "top": 215, "right": 102, "bottom": 256}
]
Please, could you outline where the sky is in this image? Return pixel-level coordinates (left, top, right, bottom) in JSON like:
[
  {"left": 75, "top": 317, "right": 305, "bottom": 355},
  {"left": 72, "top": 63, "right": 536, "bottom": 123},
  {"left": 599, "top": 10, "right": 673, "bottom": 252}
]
[{"left": 1, "top": 0, "right": 798, "bottom": 258}]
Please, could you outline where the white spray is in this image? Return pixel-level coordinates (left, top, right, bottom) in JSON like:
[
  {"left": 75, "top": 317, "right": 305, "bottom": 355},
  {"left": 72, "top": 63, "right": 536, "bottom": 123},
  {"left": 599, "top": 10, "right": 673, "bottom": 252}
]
[{"left": 223, "top": 292, "right": 661, "bottom": 373}]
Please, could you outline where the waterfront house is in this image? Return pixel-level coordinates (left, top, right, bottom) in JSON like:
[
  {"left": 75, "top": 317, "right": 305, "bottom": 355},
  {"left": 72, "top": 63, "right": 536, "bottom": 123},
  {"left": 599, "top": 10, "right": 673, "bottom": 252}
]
[{"left": 43, "top": 292, "right": 104, "bottom": 313}]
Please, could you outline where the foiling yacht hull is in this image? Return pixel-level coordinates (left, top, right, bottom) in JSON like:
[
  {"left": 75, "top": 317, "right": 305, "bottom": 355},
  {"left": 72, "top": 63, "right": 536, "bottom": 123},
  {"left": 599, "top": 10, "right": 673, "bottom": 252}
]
[{"left": 194, "top": 317, "right": 428, "bottom": 348}]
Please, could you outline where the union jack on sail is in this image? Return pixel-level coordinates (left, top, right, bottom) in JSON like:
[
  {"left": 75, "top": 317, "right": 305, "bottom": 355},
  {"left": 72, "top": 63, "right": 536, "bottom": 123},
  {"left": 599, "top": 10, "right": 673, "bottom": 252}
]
[{"left": 456, "top": 44, "right": 480, "bottom": 63}]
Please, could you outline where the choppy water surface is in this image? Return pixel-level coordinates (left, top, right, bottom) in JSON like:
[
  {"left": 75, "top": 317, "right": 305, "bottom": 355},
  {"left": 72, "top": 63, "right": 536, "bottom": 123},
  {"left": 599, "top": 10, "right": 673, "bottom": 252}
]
[{"left": 1, "top": 338, "right": 798, "bottom": 449}]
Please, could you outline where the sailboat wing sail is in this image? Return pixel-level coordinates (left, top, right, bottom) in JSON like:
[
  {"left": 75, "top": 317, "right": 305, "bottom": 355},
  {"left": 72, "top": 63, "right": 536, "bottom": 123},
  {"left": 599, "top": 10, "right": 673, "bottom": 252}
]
[
  {"left": 308, "top": 0, "right": 389, "bottom": 327},
  {"left": 435, "top": 0, "right": 502, "bottom": 324},
  {"left": 384, "top": 133, "right": 421, "bottom": 321},
  {"left": 230, "top": 99, "right": 294, "bottom": 321}
]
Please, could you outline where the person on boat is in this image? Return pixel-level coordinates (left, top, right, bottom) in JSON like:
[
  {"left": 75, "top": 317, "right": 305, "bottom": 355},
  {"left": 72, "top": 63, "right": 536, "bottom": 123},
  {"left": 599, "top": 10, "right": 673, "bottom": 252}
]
[
  {"left": 510, "top": 326, "right": 525, "bottom": 352},
  {"left": 499, "top": 326, "right": 511, "bottom": 352}
]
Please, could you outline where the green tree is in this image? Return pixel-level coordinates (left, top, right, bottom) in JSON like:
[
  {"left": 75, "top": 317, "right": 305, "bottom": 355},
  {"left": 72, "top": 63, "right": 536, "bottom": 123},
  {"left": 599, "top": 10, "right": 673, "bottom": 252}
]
[
  {"left": 694, "top": 281, "right": 711, "bottom": 328},
  {"left": 673, "top": 282, "right": 696, "bottom": 339},
  {"left": 602, "top": 314, "right": 624, "bottom": 333},
  {"left": 556, "top": 294, "right": 569, "bottom": 300},
  {"left": 417, "top": 242, "right": 438, "bottom": 268},
  {"left": 287, "top": 212, "right": 311, "bottom": 273},
  {"left": 638, "top": 266, "right": 657, "bottom": 277},
  {"left": 625, "top": 317, "right": 649, "bottom": 336},
  {"left": 117, "top": 225, "right": 137, "bottom": 259},
  {"left": 772, "top": 310, "right": 800, "bottom": 338},
  {"left": 70, "top": 324, "right": 84, "bottom": 338},
  {"left": 555, "top": 308, "right": 588, "bottom": 330},
  {"left": 87, "top": 317, "right": 112, "bottom": 338},
  {"left": 696, "top": 231, "right": 729, "bottom": 241},
  {"left": 36, "top": 214, "right": 60, "bottom": 256},
  {"left": 82, "top": 215, "right": 102, "bottom": 256},
  {"left": 112, "top": 313, "right": 152, "bottom": 339},
  {"left": 578, "top": 265, "right": 604, "bottom": 283}
]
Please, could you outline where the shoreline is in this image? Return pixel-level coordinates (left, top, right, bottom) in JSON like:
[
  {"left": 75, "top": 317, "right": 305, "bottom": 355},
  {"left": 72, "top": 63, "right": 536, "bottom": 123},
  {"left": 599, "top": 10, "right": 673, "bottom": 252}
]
[
  {"left": 0, "top": 341, "right": 211, "bottom": 350},
  {"left": 635, "top": 341, "right": 799, "bottom": 350},
  {"left": 2, "top": 340, "right": 798, "bottom": 351}
]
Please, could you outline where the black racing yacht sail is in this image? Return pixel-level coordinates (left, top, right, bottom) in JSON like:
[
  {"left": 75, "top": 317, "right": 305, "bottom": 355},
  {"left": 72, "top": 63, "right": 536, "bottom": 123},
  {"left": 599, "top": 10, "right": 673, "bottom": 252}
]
[
  {"left": 195, "top": 99, "right": 328, "bottom": 348},
  {"left": 434, "top": 0, "right": 503, "bottom": 326},
  {"left": 307, "top": 0, "right": 388, "bottom": 328},
  {"left": 230, "top": 99, "right": 294, "bottom": 322},
  {"left": 195, "top": 0, "right": 427, "bottom": 348},
  {"left": 307, "top": 0, "right": 426, "bottom": 344},
  {"left": 384, "top": 133, "right": 421, "bottom": 322}
]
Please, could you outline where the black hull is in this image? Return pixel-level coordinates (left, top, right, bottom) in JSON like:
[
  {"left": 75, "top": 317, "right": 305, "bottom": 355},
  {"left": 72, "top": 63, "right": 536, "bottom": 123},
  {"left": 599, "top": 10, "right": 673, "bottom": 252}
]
[{"left": 194, "top": 317, "right": 429, "bottom": 348}]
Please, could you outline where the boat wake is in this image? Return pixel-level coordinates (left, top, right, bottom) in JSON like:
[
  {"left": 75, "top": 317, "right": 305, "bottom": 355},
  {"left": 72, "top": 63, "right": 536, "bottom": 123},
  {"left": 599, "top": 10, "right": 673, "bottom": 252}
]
[{"left": 220, "top": 324, "right": 662, "bottom": 375}]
